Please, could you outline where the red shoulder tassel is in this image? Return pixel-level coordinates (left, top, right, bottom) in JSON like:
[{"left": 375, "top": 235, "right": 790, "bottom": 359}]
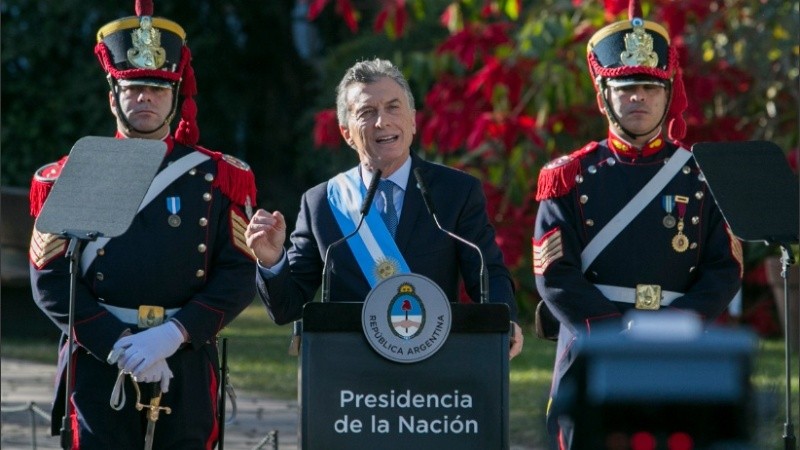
[
  {"left": 535, "top": 142, "right": 597, "bottom": 201},
  {"left": 29, "top": 180, "right": 52, "bottom": 217},
  {"left": 29, "top": 157, "right": 68, "bottom": 217},
  {"left": 214, "top": 158, "right": 257, "bottom": 207},
  {"left": 535, "top": 158, "right": 581, "bottom": 201}
]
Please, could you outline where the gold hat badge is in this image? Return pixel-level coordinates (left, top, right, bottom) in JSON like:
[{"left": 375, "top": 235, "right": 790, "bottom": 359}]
[
  {"left": 127, "top": 16, "right": 166, "bottom": 69},
  {"left": 621, "top": 18, "right": 658, "bottom": 68}
]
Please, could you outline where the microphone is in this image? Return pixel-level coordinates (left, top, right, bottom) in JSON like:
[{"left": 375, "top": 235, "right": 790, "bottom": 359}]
[
  {"left": 413, "top": 167, "right": 489, "bottom": 304},
  {"left": 321, "top": 169, "right": 382, "bottom": 303}
]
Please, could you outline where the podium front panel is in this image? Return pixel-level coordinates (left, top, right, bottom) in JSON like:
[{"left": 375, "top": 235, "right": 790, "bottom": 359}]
[{"left": 300, "top": 303, "right": 510, "bottom": 450}]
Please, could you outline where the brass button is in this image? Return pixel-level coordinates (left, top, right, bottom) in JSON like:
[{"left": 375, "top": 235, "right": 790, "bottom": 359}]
[
  {"left": 97, "top": 248, "right": 105, "bottom": 256},
  {"left": 199, "top": 218, "right": 208, "bottom": 227},
  {"left": 580, "top": 195, "right": 589, "bottom": 204},
  {"left": 198, "top": 244, "right": 207, "bottom": 253},
  {"left": 189, "top": 168, "right": 197, "bottom": 176},
  {"left": 196, "top": 269, "right": 205, "bottom": 278},
  {"left": 585, "top": 219, "right": 594, "bottom": 226},
  {"left": 205, "top": 173, "right": 214, "bottom": 182},
  {"left": 203, "top": 193, "right": 212, "bottom": 201}
]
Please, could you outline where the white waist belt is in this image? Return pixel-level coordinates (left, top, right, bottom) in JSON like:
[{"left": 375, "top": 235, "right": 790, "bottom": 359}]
[
  {"left": 595, "top": 284, "right": 683, "bottom": 306},
  {"left": 100, "top": 304, "right": 180, "bottom": 325}
]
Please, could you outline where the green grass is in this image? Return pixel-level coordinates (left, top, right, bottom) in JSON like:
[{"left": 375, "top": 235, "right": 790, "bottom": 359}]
[{"left": 3, "top": 301, "right": 798, "bottom": 449}]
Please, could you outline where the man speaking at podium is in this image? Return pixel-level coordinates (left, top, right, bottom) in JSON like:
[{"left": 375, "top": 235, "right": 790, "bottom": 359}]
[
  {"left": 28, "top": 1, "right": 258, "bottom": 448},
  {"left": 246, "top": 58, "right": 523, "bottom": 359}
]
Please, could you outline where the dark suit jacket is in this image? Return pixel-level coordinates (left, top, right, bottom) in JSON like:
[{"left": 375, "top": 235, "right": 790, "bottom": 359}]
[{"left": 257, "top": 153, "right": 516, "bottom": 324}]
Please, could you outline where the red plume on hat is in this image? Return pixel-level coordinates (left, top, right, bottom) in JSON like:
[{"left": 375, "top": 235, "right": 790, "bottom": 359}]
[
  {"left": 94, "top": 0, "right": 200, "bottom": 146},
  {"left": 586, "top": 0, "right": 687, "bottom": 141}
]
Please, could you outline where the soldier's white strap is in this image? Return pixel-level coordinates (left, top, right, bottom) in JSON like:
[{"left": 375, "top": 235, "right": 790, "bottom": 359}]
[
  {"left": 99, "top": 303, "right": 181, "bottom": 325},
  {"left": 81, "top": 151, "right": 211, "bottom": 274},
  {"left": 581, "top": 148, "right": 692, "bottom": 271},
  {"left": 594, "top": 284, "right": 683, "bottom": 306}
]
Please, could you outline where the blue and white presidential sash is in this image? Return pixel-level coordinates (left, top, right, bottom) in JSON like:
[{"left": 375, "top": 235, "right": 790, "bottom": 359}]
[{"left": 327, "top": 167, "right": 410, "bottom": 287}]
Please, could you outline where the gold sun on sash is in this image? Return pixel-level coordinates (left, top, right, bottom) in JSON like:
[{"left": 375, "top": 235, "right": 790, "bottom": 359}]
[{"left": 374, "top": 257, "right": 400, "bottom": 281}]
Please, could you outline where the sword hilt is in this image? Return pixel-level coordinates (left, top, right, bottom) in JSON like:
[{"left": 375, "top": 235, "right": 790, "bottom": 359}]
[{"left": 133, "top": 381, "right": 172, "bottom": 420}]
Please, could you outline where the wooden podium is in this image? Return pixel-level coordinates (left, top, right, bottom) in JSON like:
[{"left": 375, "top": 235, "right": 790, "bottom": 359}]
[{"left": 299, "top": 302, "right": 510, "bottom": 450}]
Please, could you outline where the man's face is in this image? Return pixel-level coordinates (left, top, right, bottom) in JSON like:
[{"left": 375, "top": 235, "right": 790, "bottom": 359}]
[
  {"left": 603, "top": 83, "right": 668, "bottom": 139},
  {"left": 109, "top": 84, "right": 173, "bottom": 138},
  {"left": 339, "top": 77, "right": 416, "bottom": 175}
]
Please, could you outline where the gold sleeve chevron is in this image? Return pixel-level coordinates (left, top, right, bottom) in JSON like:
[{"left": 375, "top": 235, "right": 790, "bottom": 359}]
[
  {"left": 726, "top": 225, "right": 744, "bottom": 278},
  {"left": 533, "top": 228, "right": 563, "bottom": 275},
  {"left": 29, "top": 229, "right": 67, "bottom": 269},
  {"left": 230, "top": 207, "right": 256, "bottom": 261}
]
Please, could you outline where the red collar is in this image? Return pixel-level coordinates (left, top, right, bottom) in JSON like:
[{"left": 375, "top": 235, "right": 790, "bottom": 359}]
[{"left": 607, "top": 130, "right": 666, "bottom": 157}]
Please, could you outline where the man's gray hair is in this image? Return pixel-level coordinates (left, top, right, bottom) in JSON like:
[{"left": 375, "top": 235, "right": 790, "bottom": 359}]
[{"left": 335, "top": 58, "right": 415, "bottom": 125}]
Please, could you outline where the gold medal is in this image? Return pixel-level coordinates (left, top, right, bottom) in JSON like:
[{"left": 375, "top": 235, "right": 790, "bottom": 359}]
[
  {"left": 672, "top": 233, "right": 689, "bottom": 252},
  {"left": 671, "top": 196, "right": 690, "bottom": 252}
]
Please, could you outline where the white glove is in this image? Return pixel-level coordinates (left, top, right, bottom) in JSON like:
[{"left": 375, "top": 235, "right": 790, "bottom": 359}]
[
  {"left": 111, "top": 321, "right": 184, "bottom": 375},
  {"left": 133, "top": 359, "right": 173, "bottom": 393}
]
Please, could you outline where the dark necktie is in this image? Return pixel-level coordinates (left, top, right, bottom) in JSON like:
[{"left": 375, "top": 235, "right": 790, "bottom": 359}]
[{"left": 378, "top": 179, "right": 398, "bottom": 237}]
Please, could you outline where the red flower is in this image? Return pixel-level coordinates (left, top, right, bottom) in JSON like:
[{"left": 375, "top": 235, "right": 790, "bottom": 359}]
[
  {"left": 307, "top": 0, "right": 330, "bottom": 20},
  {"left": 787, "top": 148, "right": 799, "bottom": 174},
  {"left": 312, "top": 109, "right": 342, "bottom": 149},
  {"left": 437, "top": 23, "right": 512, "bottom": 69},
  {"left": 374, "top": 0, "right": 408, "bottom": 37},
  {"left": 335, "top": 0, "right": 358, "bottom": 33},
  {"left": 308, "top": 0, "right": 358, "bottom": 33},
  {"left": 603, "top": 0, "right": 627, "bottom": 19},
  {"left": 419, "top": 75, "right": 490, "bottom": 153}
]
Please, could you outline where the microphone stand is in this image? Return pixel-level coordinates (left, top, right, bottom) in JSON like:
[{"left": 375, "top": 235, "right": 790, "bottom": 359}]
[
  {"left": 428, "top": 211, "right": 488, "bottom": 304},
  {"left": 414, "top": 168, "right": 488, "bottom": 304},
  {"left": 778, "top": 243, "right": 797, "bottom": 450},
  {"left": 60, "top": 230, "right": 99, "bottom": 450}
]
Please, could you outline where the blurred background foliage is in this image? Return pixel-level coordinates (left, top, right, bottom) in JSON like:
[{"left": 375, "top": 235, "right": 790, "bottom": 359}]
[{"left": 2, "top": 0, "right": 798, "bottom": 326}]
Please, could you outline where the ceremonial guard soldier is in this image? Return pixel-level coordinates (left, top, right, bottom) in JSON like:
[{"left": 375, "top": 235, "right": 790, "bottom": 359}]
[
  {"left": 531, "top": 1, "right": 743, "bottom": 448},
  {"left": 28, "top": 1, "right": 257, "bottom": 448}
]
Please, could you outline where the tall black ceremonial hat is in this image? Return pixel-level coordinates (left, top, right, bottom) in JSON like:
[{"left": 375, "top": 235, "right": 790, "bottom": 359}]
[
  {"left": 586, "top": 0, "right": 688, "bottom": 141},
  {"left": 94, "top": 0, "right": 200, "bottom": 146}
]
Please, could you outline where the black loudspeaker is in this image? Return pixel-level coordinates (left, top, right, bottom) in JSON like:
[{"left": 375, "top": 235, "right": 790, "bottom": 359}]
[{"left": 554, "top": 311, "right": 757, "bottom": 450}]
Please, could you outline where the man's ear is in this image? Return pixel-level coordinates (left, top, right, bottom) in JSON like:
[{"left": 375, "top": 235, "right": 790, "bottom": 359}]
[
  {"left": 339, "top": 125, "right": 354, "bottom": 148},
  {"left": 596, "top": 92, "right": 606, "bottom": 114},
  {"left": 108, "top": 91, "right": 118, "bottom": 117}
]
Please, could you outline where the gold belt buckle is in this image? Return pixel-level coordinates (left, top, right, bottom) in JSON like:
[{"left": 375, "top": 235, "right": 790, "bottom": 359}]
[
  {"left": 635, "top": 284, "right": 661, "bottom": 310},
  {"left": 138, "top": 305, "right": 165, "bottom": 328}
]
